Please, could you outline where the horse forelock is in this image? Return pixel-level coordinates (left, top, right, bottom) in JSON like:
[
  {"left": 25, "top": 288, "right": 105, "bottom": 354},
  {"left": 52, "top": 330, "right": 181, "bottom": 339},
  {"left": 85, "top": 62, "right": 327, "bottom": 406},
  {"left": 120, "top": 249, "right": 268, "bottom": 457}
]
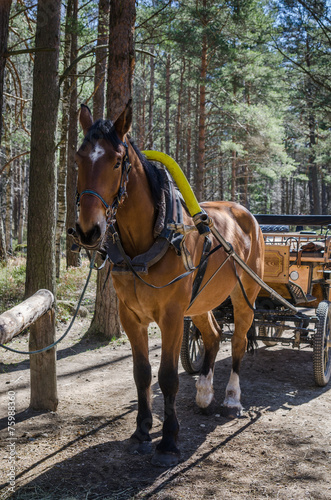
[{"left": 81, "top": 119, "right": 122, "bottom": 152}]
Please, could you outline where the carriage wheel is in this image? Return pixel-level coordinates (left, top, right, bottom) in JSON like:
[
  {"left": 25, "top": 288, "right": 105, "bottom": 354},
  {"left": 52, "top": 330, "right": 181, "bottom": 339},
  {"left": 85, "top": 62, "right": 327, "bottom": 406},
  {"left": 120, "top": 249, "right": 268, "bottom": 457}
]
[
  {"left": 180, "top": 319, "right": 205, "bottom": 374},
  {"left": 313, "top": 301, "right": 331, "bottom": 387},
  {"left": 259, "top": 323, "right": 285, "bottom": 347}
]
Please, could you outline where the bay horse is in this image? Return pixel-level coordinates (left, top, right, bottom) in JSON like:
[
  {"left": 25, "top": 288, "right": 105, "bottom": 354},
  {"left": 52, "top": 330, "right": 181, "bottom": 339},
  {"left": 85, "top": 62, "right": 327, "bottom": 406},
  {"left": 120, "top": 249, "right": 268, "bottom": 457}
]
[{"left": 74, "top": 101, "right": 264, "bottom": 467}]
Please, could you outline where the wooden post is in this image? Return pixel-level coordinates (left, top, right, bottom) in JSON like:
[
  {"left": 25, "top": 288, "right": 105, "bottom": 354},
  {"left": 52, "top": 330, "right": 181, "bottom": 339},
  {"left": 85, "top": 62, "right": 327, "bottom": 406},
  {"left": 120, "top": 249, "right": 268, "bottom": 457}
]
[
  {"left": 29, "top": 308, "right": 58, "bottom": 411},
  {"left": 0, "top": 289, "right": 58, "bottom": 411},
  {"left": 0, "top": 289, "right": 54, "bottom": 344}
]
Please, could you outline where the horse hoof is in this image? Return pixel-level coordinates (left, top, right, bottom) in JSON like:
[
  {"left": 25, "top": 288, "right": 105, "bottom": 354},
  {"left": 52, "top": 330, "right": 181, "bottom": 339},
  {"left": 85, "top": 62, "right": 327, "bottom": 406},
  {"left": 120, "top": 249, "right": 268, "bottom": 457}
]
[
  {"left": 221, "top": 405, "right": 243, "bottom": 419},
  {"left": 128, "top": 439, "right": 153, "bottom": 455},
  {"left": 199, "top": 398, "right": 217, "bottom": 415},
  {"left": 151, "top": 450, "right": 180, "bottom": 467}
]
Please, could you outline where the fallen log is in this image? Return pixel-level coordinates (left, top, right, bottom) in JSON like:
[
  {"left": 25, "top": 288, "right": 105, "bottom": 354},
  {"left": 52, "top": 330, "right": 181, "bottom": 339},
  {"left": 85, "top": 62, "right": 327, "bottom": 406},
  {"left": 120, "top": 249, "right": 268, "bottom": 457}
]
[{"left": 0, "top": 289, "right": 54, "bottom": 344}]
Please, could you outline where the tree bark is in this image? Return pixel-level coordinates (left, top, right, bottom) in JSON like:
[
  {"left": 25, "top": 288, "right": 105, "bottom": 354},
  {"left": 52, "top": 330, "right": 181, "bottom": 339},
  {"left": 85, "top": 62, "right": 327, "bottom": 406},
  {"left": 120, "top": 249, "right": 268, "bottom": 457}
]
[
  {"left": 66, "top": 0, "right": 80, "bottom": 269},
  {"left": 90, "top": 0, "right": 136, "bottom": 339},
  {"left": 0, "top": 216, "right": 6, "bottom": 261},
  {"left": 93, "top": 0, "right": 109, "bottom": 120},
  {"left": 175, "top": 58, "right": 185, "bottom": 164},
  {"left": 5, "top": 162, "right": 13, "bottom": 253},
  {"left": 106, "top": 0, "right": 136, "bottom": 121},
  {"left": 186, "top": 63, "right": 192, "bottom": 182},
  {"left": 25, "top": 0, "right": 61, "bottom": 411},
  {"left": 165, "top": 53, "right": 171, "bottom": 155},
  {"left": 18, "top": 162, "right": 26, "bottom": 245},
  {"left": 147, "top": 46, "right": 155, "bottom": 150},
  {"left": 231, "top": 149, "right": 236, "bottom": 202},
  {"left": 56, "top": 0, "right": 73, "bottom": 277},
  {"left": 0, "top": 0, "right": 12, "bottom": 146},
  {"left": 197, "top": 28, "right": 207, "bottom": 201},
  {"left": 305, "top": 36, "right": 320, "bottom": 215}
]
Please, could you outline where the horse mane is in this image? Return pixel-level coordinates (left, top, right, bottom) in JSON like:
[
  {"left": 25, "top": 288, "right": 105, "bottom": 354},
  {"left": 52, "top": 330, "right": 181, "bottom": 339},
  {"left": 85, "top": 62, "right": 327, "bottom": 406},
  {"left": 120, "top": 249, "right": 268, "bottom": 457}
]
[
  {"left": 129, "top": 139, "right": 166, "bottom": 208},
  {"left": 82, "top": 119, "right": 165, "bottom": 209}
]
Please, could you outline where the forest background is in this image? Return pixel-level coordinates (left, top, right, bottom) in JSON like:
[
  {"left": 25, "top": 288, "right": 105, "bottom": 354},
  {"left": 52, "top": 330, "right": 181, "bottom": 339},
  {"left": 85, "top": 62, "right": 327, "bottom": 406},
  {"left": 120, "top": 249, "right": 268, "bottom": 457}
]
[{"left": 0, "top": 0, "right": 330, "bottom": 273}]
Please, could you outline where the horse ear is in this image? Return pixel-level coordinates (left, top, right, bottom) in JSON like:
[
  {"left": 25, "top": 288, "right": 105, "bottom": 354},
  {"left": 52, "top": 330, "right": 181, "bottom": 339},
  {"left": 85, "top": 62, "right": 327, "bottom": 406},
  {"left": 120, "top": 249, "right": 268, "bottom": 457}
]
[
  {"left": 79, "top": 104, "right": 93, "bottom": 136},
  {"left": 114, "top": 99, "right": 132, "bottom": 141}
]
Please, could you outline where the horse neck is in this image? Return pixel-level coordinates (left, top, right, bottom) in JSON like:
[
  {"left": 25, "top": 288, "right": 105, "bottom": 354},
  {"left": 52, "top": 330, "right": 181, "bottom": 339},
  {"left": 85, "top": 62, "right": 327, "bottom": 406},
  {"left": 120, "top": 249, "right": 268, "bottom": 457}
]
[{"left": 115, "top": 148, "right": 156, "bottom": 258}]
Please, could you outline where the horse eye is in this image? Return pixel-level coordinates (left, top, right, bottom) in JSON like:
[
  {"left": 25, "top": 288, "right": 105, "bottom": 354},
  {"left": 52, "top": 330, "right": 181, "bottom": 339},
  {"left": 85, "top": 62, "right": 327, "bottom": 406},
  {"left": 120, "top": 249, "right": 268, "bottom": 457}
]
[{"left": 114, "top": 160, "right": 121, "bottom": 169}]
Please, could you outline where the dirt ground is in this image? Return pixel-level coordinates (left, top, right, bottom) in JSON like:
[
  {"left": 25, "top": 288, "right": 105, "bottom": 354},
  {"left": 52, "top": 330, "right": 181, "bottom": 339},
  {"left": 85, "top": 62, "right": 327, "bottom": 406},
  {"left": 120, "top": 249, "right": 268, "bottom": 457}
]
[{"left": 1, "top": 311, "right": 330, "bottom": 500}]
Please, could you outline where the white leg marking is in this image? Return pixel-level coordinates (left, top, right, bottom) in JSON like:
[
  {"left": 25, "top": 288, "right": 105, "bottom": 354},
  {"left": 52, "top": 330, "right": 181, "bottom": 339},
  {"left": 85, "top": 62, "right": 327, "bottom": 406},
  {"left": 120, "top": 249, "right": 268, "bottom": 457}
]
[
  {"left": 196, "top": 369, "right": 214, "bottom": 408},
  {"left": 223, "top": 370, "right": 242, "bottom": 412}
]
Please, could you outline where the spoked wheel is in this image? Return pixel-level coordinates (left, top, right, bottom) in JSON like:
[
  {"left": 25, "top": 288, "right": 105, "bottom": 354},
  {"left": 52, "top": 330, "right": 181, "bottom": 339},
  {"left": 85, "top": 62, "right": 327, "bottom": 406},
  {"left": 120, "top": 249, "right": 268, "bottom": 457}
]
[
  {"left": 180, "top": 318, "right": 205, "bottom": 374},
  {"left": 313, "top": 301, "right": 331, "bottom": 387},
  {"left": 259, "top": 323, "right": 285, "bottom": 347}
]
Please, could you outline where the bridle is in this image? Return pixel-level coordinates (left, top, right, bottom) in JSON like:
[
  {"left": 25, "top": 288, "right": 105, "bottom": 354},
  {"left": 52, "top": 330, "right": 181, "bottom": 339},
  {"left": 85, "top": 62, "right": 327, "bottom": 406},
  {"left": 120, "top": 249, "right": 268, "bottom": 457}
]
[{"left": 76, "top": 139, "right": 131, "bottom": 222}]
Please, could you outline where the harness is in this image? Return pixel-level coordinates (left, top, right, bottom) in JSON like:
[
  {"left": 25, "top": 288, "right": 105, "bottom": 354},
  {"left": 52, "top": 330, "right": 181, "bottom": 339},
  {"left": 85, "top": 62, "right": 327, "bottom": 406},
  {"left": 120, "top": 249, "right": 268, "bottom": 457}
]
[
  {"left": 106, "top": 169, "right": 185, "bottom": 274},
  {"left": 72, "top": 145, "right": 213, "bottom": 301}
]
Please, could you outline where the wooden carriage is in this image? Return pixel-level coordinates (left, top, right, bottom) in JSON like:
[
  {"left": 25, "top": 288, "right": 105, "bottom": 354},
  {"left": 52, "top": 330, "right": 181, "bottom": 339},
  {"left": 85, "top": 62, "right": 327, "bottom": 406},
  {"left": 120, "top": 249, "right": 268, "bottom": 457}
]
[{"left": 181, "top": 215, "right": 331, "bottom": 387}]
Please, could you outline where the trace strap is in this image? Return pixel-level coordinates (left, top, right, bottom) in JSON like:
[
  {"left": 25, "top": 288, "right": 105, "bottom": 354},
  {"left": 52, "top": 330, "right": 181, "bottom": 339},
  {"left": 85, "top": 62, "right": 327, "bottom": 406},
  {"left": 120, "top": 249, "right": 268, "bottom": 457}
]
[{"left": 108, "top": 222, "right": 224, "bottom": 290}]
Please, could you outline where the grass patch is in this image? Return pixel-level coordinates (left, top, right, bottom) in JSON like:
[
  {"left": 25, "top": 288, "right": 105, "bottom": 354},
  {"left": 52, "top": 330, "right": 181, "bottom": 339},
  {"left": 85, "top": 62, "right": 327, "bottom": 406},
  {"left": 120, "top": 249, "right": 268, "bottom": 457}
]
[
  {"left": 0, "top": 256, "right": 96, "bottom": 318},
  {"left": 0, "top": 256, "right": 26, "bottom": 313}
]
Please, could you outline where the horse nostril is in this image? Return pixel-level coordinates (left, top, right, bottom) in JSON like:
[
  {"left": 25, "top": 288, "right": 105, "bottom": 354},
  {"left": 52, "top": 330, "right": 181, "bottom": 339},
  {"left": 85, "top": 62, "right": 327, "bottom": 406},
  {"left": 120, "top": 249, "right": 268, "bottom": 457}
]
[{"left": 75, "top": 222, "right": 101, "bottom": 248}]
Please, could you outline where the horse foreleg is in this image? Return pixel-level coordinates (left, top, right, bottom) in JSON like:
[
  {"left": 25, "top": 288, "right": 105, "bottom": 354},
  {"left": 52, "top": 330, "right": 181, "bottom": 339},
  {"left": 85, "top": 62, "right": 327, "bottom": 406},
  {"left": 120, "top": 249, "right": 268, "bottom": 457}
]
[
  {"left": 152, "top": 311, "right": 184, "bottom": 467},
  {"left": 119, "top": 302, "right": 152, "bottom": 453},
  {"left": 193, "top": 312, "right": 221, "bottom": 410}
]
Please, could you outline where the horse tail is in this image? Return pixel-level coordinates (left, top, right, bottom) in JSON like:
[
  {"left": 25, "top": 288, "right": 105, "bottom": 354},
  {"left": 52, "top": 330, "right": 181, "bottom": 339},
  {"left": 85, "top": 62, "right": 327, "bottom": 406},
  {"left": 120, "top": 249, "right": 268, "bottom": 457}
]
[{"left": 246, "top": 320, "right": 258, "bottom": 354}]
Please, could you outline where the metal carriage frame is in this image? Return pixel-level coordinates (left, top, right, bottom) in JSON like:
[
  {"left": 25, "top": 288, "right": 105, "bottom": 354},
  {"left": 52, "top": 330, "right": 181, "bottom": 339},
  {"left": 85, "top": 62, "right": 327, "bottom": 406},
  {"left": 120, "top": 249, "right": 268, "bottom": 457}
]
[{"left": 181, "top": 215, "right": 331, "bottom": 387}]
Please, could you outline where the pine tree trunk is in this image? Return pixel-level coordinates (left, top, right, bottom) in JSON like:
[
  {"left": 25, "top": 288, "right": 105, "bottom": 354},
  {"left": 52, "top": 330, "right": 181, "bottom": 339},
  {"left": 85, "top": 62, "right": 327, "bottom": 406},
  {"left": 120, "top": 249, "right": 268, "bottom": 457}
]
[
  {"left": 91, "top": 0, "right": 136, "bottom": 339},
  {"left": 147, "top": 47, "right": 154, "bottom": 149},
  {"left": 106, "top": 0, "right": 136, "bottom": 121},
  {"left": 305, "top": 39, "right": 320, "bottom": 215},
  {"left": 66, "top": 0, "right": 80, "bottom": 269},
  {"left": 165, "top": 53, "right": 171, "bottom": 156},
  {"left": 0, "top": 216, "right": 6, "bottom": 261},
  {"left": 197, "top": 30, "right": 207, "bottom": 201},
  {"left": 175, "top": 58, "right": 185, "bottom": 163},
  {"left": 186, "top": 63, "right": 192, "bottom": 182},
  {"left": 18, "top": 162, "right": 26, "bottom": 245},
  {"left": 194, "top": 83, "right": 199, "bottom": 193},
  {"left": 25, "top": 0, "right": 61, "bottom": 411},
  {"left": 93, "top": 0, "right": 109, "bottom": 120},
  {"left": 56, "top": 0, "right": 73, "bottom": 277},
  {"left": 0, "top": 0, "right": 12, "bottom": 145},
  {"left": 231, "top": 149, "right": 236, "bottom": 202},
  {"left": 218, "top": 151, "right": 224, "bottom": 201},
  {"left": 5, "top": 165, "right": 13, "bottom": 253}
]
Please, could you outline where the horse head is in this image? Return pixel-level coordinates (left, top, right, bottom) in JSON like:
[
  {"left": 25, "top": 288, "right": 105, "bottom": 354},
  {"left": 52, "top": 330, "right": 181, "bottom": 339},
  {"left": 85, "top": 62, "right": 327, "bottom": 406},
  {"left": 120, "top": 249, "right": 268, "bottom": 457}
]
[{"left": 74, "top": 101, "right": 132, "bottom": 249}]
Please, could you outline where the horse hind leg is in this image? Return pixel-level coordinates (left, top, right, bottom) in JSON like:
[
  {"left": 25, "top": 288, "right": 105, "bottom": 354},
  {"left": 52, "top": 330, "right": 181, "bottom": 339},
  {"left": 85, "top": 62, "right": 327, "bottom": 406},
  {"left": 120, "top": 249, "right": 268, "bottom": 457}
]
[
  {"left": 193, "top": 311, "right": 221, "bottom": 411},
  {"left": 223, "top": 276, "right": 260, "bottom": 418}
]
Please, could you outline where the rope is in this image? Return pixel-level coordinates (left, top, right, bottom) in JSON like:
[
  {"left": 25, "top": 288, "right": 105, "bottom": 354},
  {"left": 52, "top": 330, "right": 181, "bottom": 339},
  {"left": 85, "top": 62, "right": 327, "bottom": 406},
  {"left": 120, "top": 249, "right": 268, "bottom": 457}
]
[{"left": 0, "top": 252, "right": 96, "bottom": 355}]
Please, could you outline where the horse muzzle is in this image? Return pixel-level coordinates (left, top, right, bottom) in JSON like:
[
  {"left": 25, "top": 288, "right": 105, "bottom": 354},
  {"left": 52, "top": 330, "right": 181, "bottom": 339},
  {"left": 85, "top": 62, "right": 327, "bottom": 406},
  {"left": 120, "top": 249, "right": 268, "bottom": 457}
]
[{"left": 68, "top": 223, "right": 103, "bottom": 251}]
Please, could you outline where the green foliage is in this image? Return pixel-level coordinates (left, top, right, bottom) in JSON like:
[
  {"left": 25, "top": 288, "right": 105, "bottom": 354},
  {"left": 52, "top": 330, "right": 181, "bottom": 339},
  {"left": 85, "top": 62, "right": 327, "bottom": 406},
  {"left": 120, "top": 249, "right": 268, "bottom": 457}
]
[{"left": 0, "top": 257, "right": 26, "bottom": 313}]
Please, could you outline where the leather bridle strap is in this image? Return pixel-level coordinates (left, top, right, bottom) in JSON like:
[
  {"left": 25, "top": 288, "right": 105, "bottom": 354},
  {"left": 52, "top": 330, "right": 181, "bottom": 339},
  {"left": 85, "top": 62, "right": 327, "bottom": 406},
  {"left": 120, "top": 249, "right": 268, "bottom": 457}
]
[
  {"left": 76, "top": 140, "right": 131, "bottom": 219},
  {"left": 78, "top": 190, "right": 109, "bottom": 210}
]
